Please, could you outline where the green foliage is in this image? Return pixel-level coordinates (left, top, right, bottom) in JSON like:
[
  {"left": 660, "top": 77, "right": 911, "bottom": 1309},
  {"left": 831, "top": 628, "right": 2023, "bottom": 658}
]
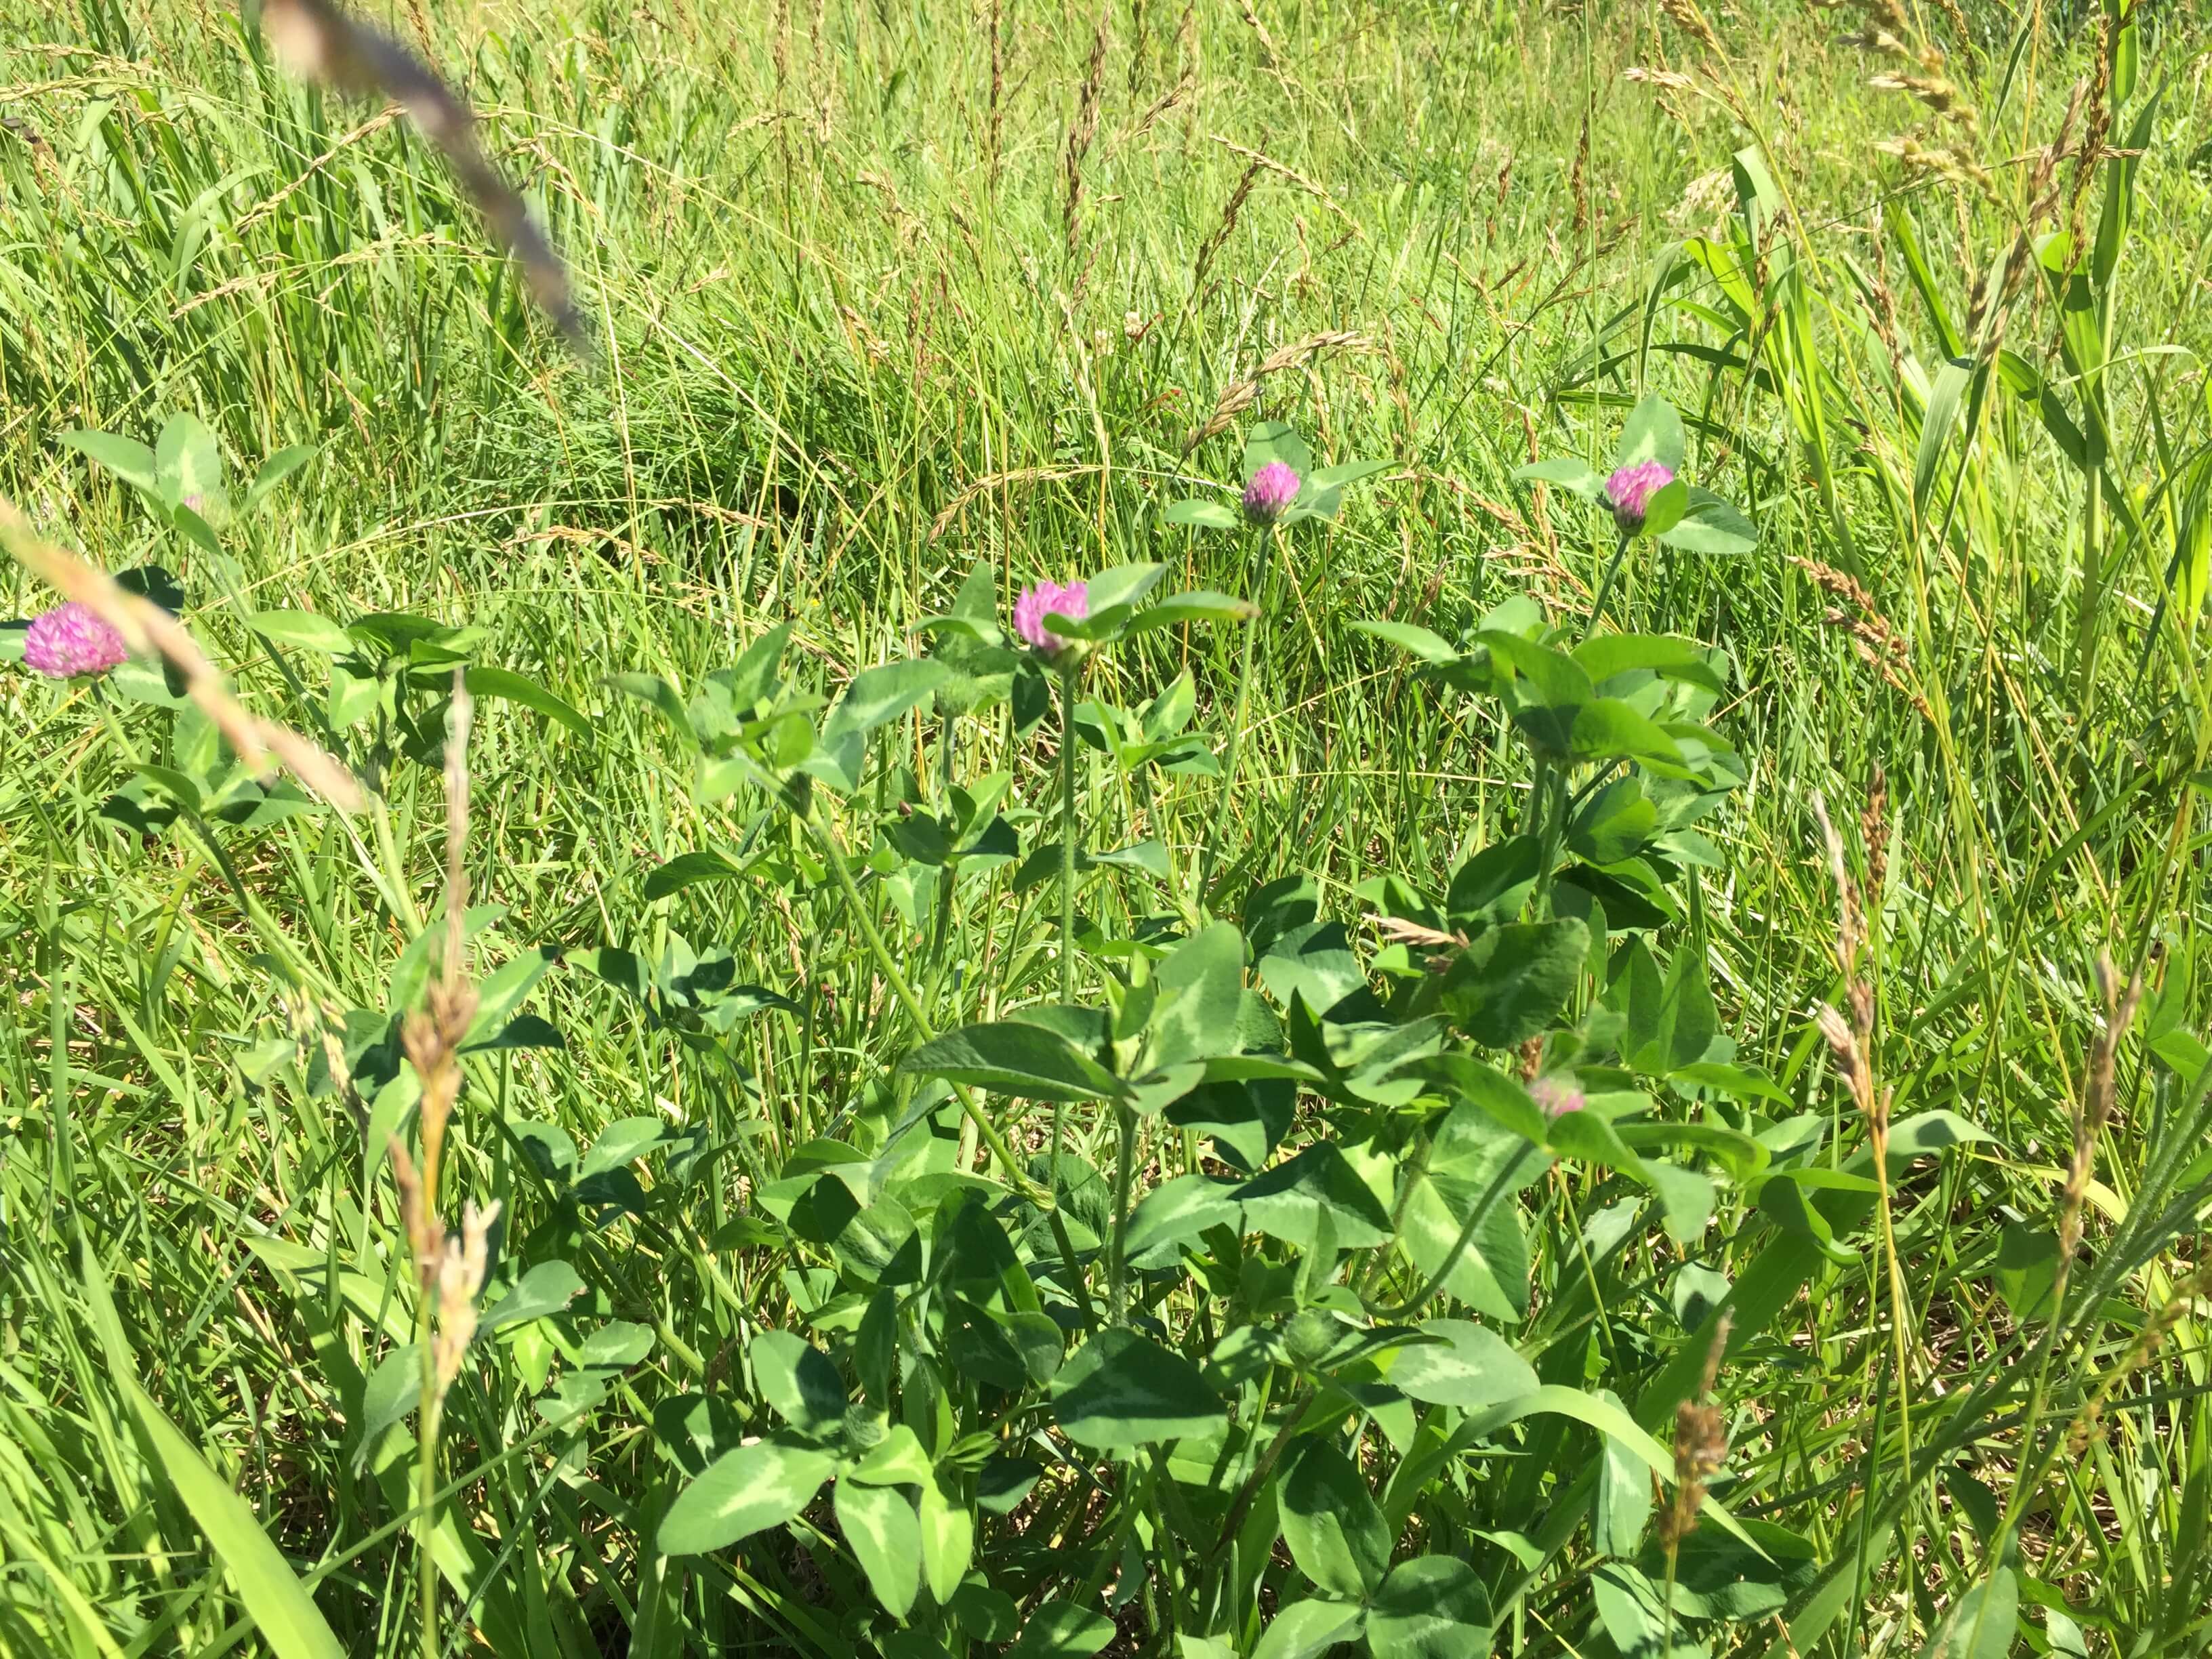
[{"left": 4, "top": 0, "right": 2211, "bottom": 1655}]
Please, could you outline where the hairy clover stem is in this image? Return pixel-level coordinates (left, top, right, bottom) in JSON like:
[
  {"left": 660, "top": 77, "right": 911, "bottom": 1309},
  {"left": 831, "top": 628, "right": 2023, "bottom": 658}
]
[{"left": 1197, "top": 520, "right": 1271, "bottom": 905}]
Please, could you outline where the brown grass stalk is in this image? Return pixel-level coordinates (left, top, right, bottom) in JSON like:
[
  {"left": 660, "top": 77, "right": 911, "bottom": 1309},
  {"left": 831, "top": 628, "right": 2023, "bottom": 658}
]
[{"left": 1181, "top": 329, "right": 1370, "bottom": 451}]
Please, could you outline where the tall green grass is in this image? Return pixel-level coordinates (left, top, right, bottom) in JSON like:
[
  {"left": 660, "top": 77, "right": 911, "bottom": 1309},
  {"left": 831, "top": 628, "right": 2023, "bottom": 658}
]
[{"left": 4, "top": 0, "right": 2212, "bottom": 1652}]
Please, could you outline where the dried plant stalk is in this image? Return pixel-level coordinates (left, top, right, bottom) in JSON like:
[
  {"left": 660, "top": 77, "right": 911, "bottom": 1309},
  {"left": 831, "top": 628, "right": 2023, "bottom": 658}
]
[
  {"left": 1062, "top": 10, "right": 1109, "bottom": 262},
  {"left": 1660, "top": 1313, "right": 1733, "bottom": 1547},
  {"left": 1189, "top": 159, "right": 1264, "bottom": 302},
  {"left": 260, "top": 0, "right": 582, "bottom": 344},
  {"left": 388, "top": 671, "right": 491, "bottom": 1657},
  {"left": 1789, "top": 555, "right": 1935, "bottom": 722},
  {"left": 1208, "top": 134, "right": 1361, "bottom": 239},
  {"left": 1182, "top": 329, "right": 1370, "bottom": 451}
]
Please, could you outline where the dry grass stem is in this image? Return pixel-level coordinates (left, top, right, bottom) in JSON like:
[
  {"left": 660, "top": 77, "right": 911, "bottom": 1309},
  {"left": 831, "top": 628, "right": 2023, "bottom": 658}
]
[
  {"left": 260, "top": 0, "right": 581, "bottom": 342},
  {"left": 1183, "top": 329, "right": 1370, "bottom": 451}
]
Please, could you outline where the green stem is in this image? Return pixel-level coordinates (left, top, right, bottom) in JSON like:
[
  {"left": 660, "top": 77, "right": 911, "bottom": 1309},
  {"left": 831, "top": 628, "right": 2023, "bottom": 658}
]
[
  {"left": 2072, "top": 449, "right": 2104, "bottom": 709},
  {"left": 1367, "top": 1154, "right": 1521, "bottom": 1322},
  {"left": 416, "top": 1314, "right": 440, "bottom": 1659},
  {"left": 1584, "top": 529, "right": 1633, "bottom": 640},
  {"left": 1528, "top": 757, "right": 1570, "bottom": 914},
  {"left": 926, "top": 714, "right": 961, "bottom": 990},
  {"left": 373, "top": 794, "right": 428, "bottom": 936},
  {"left": 1107, "top": 1103, "right": 1138, "bottom": 1324},
  {"left": 806, "top": 797, "right": 1043, "bottom": 1204},
  {"left": 1058, "top": 667, "right": 1080, "bottom": 1004},
  {"left": 1203, "top": 1389, "right": 1313, "bottom": 1565},
  {"left": 1197, "top": 521, "right": 1271, "bottom": 907},
  {"left": 1047, "top": 667, "right": 1103, "bottom": 1331}
]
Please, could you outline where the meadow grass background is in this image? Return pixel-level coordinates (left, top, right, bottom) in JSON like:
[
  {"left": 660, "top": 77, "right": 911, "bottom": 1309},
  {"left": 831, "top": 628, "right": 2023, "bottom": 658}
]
[{"left": 5, "top": 0, "right": 2212, "bottom": 1652}]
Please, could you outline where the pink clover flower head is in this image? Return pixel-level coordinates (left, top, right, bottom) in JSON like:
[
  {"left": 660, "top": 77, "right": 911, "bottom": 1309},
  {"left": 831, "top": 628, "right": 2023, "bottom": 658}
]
[
  {"left": 22, "top": 602, "right": 129, "bottom": 678},
  {"left": 1242, "top": 460, "right": 1300, "bottom": 525},
  {"left": 1012, "top": 579, "right": 1089, "bottom": 655},
  {"left": 1604, "top": 459, "right": 1675, "bottom": 534},
  {"left": 1531, "top": 1075, "right": 1585, "bottom": 1122}
]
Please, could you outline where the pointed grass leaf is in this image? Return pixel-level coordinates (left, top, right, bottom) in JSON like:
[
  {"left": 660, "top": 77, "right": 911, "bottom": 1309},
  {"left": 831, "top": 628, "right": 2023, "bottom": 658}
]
[
  {"left": 464, "top": 665, "right": 591, "bottom": 738},
  {"left": 116, "top": 1372, "right": 344, "bottom": 1659},
  {"left": 1050, "top": 1328, "right": 1224, "bottom": 1450},
  {"left": 1914, "top": 359, "right": 1975, "bottom": 516},
  {"left": 657, "top": 1438, "right": 838, "bottom": 1554}
]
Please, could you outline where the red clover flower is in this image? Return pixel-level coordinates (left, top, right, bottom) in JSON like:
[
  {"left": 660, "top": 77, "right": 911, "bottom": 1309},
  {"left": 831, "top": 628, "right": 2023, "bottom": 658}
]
[
  {"left": 1242, "top": 461, "right": 1300, "bottom": 525},
  {"left": 1532, "top": 1075, "right": 1585, "bottom": 1121},
  {"left": 22, "top": 602, "right": 129, "bottom": 678},
  {"left": 1013, "top": 579, "right": 1088, "bottom": 655},
  {"left": 1603, "top": 461, "right": 1675, "bottom": 535}
]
